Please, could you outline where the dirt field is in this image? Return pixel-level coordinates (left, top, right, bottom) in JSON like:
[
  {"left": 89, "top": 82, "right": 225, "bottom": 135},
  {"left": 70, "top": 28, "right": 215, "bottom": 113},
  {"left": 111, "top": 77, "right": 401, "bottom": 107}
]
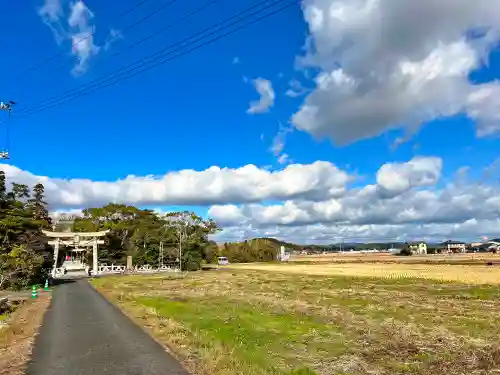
[
  {"left": 93, "top": 270, "right": 500, "bottom": 375},
  {"left": 227, "top": 262, "right": 500, "bottom": 284},
  {"left": 290, "top": 252, "right": 500, "bottom": 265},
  {"left": 0, "top": 294, "right": 51, "bottom": 375}
]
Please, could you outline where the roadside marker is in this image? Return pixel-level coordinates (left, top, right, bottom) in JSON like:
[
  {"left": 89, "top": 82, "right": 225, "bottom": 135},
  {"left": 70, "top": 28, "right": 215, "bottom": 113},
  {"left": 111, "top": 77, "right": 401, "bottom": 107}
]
[
  {"left": 31, "top": 285, "right": 37, "bottom": 299},
  {"left": 44, "top": 279, "right": 49, "bottom": 291}
]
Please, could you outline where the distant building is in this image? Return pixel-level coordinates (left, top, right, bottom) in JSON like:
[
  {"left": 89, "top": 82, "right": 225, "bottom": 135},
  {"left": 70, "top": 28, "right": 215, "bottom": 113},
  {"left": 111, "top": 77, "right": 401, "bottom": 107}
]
[
  {"left": 409, "top": 242, "right": 427, "bottom": 255},
  {"left": 277, "top": 246, "right": 291, "bottom": 261},
  {"left": 441, "top": 240, "right": 466, "bottom": 253},
  {"left": 470, "top": 242, "right": 484, "bottom": 248},
  {"left": 389, "top": 248, "right": 403, "bottom": 255}
]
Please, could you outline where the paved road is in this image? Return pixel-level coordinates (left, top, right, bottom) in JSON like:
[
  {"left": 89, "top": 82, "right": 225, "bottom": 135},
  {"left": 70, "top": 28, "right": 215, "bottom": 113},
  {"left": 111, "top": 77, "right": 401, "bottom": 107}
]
[{"left": 27, "top": 279, "right": 190, "bottom": 375}]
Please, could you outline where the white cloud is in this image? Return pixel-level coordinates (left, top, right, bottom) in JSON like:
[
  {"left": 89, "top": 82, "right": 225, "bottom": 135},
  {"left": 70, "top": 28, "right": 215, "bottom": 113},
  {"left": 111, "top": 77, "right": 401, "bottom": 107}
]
[
  {"left": 38, "top": 0, "right": 117, "bottom": 74},
  {"left": 277, "top": 153, "right": 291, "bottom": 165},
  {"left": 208, "top": 156, "right": 500, "bottom": 242},
  {"left": 214, "top": 219, "right": 500, "bottom": 244},
  {"left": 39, "top": 0, "right": 63, "bottom": 22},
  {"left": 291, "top": 0, "right": 500, "bottom": 144},
  {"left": 466, "top": 81, "right": 500, "bottom": 137},
  {"left": 3, "top": 156, "right": 500, "bottom": 242},
  {"left": 270, "top": 123, "right": 293, "bottom": 165},
  {"left": 0, "top": 161, "right": 350, "bottom": 208},
  {"left": 285, "top": 79, "right": 310, "bottom": 97},
  {"left": 270, "top": 123, "right": 292, "bottom": 154},
  {"left": 376, "top": 157, "right": 442, "bottom": 197},
  {"left": 247, "top": 78, "right": 275, "bottom": 114}
]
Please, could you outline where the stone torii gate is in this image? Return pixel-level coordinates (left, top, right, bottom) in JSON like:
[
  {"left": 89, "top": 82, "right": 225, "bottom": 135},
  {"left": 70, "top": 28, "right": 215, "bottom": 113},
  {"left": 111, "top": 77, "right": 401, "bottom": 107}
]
[{"left": 43, "top": 230, "right": 110, "bottom": 277}]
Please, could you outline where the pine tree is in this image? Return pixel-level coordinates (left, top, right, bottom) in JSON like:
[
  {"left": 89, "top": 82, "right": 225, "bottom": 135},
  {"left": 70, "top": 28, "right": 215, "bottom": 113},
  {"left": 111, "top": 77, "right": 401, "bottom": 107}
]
[
  {"left": 28, "top": 183, "right": 52, "bottom": 228},
  {"left": 0, "top": 171, "right": 7, "bottom": 214}
]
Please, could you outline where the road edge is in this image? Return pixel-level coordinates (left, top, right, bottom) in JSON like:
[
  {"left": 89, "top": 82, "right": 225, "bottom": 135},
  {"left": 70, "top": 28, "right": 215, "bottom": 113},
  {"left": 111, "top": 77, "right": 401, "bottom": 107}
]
[{"left": 86, "top": 278, "right": 192, "bottom": 373}]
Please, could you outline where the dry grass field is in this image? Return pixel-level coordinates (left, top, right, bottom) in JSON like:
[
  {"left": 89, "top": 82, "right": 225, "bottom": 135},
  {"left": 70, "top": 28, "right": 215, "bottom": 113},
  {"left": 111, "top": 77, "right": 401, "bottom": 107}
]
[
  {"left": 93, "top": 268, "right": 500, "bottom": 375},
  {"left": 0, "top": 295, "right": 51, "bottom": 375},
  {"left": 227, "top": 262, "right": 500, "bottom": 284},
  {"left": 290, "top": 252, "right": 500, "bottom": 265}
]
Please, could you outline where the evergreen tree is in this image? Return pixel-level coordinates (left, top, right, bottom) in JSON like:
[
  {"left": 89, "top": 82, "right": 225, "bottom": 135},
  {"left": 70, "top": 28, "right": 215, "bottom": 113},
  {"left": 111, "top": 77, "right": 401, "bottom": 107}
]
[
  {"left": 28, "top": 183, "right": 52, "bottom": 228},
  {"left": 0, "top": 175, "right": 48, "bottom": 289}
]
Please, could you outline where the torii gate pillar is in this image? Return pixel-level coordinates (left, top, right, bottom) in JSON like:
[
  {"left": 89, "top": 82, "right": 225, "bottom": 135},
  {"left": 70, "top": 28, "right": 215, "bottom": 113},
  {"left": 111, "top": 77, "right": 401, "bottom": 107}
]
[
  {"left": 52, "top": 239, "right": 60, "bottom": 278},
  {"left": 92, "top": 238, "right": 98, "bottom": 276}
]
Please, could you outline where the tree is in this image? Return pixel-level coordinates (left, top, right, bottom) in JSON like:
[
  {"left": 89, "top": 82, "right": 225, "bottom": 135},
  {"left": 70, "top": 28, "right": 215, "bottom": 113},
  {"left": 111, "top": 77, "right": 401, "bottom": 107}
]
[
  {"left": 0, "top": 245, "right": 44, "bottom": 290},
  {"left": 163, "top": 211, "right": 221, "bottom": 270},
  {"left": 0, "top": 174, "right": 52, "bottom": 290},
  {"left": 28, "top": 183, "right": 52, "bottom": 228},
  {"left": 220, "top": 238, "right": 280, "bottom": 263},
  {"left": 0, "top": 171, "right": 6, "bottom": 201},
  {"left": 202, "top": 241, "right": 220, "bottom": 264},
  {"left": 398, "top": 242, "right": 413, "bottom": 256}
]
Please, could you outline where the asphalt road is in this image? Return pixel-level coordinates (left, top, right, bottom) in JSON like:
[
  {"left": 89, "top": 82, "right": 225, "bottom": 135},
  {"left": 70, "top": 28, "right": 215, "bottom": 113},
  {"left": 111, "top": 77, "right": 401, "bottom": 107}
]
[{"left": 27, "top": 279, "right": 190, "bottom": 375}]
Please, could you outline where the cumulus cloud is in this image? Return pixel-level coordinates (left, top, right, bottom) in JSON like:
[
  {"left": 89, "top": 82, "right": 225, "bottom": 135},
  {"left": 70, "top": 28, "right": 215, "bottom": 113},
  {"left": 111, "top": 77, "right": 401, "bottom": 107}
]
[
  {"left": 0, "top": 161, "right": 350, "bottom": 208},
  {"left": 247, "top": 78, "right": 275, "bottom": 114},
  {"left": 208, "top": 156, "right": 500, "bottom": 242},
  {"left": 466, "top": 82, "right": 500, "bottom": 137},
  {"left": 5, "top": 155, "right": 500, "bottom": 243},
  {"left": 291, "top": 0, "right": 500, "bottom": 144},
  {"left": 376, "top": 157, "right": 442, "bottom": 197},
  {"left": 214, "top": 219, "right": 500, "bottom": 244},
  {"left": 38, "top": 0, "right": 117, "bottom": 74}
]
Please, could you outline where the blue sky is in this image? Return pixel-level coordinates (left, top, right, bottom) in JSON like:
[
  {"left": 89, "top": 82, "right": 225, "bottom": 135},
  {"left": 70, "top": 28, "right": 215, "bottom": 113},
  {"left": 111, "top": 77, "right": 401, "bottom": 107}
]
[
  {"left": 2, "top": 0, "right": 306, "bottom": 176},
  {"left": 1, "top": 0, "right": 500, "bottom": 243}
]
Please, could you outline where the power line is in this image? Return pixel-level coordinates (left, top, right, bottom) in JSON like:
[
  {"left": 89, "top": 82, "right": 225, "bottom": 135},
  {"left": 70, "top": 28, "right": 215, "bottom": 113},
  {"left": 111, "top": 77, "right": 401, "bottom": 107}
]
[
  {"left": 49, "top": 0, "right": 182, "bottom": 77},
  {"left": 33, "top": 0, "right": 225, "bottom": 99},
  {"left": 109, "top": 0, "right": 224, "bottom": 61},
  {"left": 14, "top": 0, "right": 297, "bottom": 120},
  {"left": 16, "top": 0, "right": 283, "bottom": 114},
  {"left": 14, "top": 0, "right": 157, "bottom": 80}
]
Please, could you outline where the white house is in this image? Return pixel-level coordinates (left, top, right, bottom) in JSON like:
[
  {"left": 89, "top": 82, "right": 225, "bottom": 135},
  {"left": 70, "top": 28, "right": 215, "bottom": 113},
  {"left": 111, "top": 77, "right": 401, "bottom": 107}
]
[{"left": 409, "top": 242, "right": 427, "bottom": 255}]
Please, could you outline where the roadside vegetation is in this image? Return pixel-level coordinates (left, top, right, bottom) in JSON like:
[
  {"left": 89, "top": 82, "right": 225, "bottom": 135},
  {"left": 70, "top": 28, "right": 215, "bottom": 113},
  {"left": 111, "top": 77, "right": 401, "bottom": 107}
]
[
  {"left": 0, "top": 295, "right": 51, "bottom": 375},
  {"left": 0, "top": 171, "right": 52, "bottom": 291},
  {"left": 93, "top": 269, "right": 500, "bottom": 375}
]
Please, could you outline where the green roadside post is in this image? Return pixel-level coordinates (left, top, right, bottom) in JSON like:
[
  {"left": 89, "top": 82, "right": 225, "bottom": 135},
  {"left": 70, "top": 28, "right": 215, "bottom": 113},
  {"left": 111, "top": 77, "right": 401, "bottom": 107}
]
[
  {"left": 31, "top": 285, "right": 37, "bottom": 299},
  {"left": 44, "top": 279, "right": 49, "bottom": 291}
]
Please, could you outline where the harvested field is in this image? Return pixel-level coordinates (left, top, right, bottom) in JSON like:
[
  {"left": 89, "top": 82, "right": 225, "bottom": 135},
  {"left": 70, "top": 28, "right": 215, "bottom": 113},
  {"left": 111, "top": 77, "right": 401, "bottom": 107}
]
[
  {"left": 0, "top": 294, "right": 51, "bottom": 375},
  {"left": 228, "top": 262, "right": 500, "bottom": 284},
  {"left": 93, "top": 269, "right": 500, "bottom": 375},
  {"left": 290, "top": 252, "right": 500, "bottom": 265}
]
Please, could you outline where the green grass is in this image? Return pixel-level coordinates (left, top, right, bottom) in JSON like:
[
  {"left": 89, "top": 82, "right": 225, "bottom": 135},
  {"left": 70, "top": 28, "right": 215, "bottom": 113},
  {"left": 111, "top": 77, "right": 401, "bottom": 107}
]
[
  {"left": 93, "top": 270, "right": 500, "bottom": 375},
  {"left": 138, "top": 296, "right": 334, "bottom": 374}
]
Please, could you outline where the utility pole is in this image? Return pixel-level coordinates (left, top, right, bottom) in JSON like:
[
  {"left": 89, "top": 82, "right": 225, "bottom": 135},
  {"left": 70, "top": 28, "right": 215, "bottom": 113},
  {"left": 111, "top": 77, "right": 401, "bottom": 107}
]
[
  {"left": 159, "top": 241, "right": 164, "bottom": 269},
  {"left": 164, "top": 213, "right": 192, "bottom": 272},
  {"left": 178, "top": 226, "right": 184, "bottom": 271},
  {"left": 0, "top": 100, "right": 14, "bottom": 160}
]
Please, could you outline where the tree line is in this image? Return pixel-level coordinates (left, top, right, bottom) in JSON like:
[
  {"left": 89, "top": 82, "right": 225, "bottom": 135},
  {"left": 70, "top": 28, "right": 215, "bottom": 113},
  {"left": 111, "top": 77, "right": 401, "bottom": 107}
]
[
  {"left": 219, "top": 238, "right": 281, "bottom": 263},
  {"left": 0, "top": 171, "right": 53, "bottom": 290}
]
